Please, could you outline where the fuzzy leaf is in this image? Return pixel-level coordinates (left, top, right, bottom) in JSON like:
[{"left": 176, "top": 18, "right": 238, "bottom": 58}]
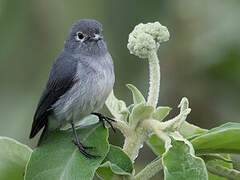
[
  {"left": 200, "top": 154, "right": 232, "bottom": 164},
  {"left": 201, "top": 154, "right": 232, "bottom": 180},
  {"left": 96, "top": 145, "right": 133, "bottom": 180},
  {"left": 191, "top": 122, "right": 240, "bottom": 154},
  {"left": 105, "top": 90, "right": 127, "bottom": 119},
  {"left": 152, "top": 106, "right": 171, "bottom": 121},
  {"left": 147, "top": 136, "right": 232, "bottom": 180},
  {"left": 0, "top": 137, "right": 32, "bottom": 180},
  {"left": 126, "top": 84, "right": 146, "bottom": 105},
  {"left": 206, "top": 161, "right": 240, "bottom": 180},
  {"left": 127, "top": 104, "right": 135, "bottom": 114},
  {"left": 148, "top": 122, "right": 206, "bottom": 156},
  {"left": 180, "top": 122, "right": 207, "bottom": 138},
  {"left": 25, "top": 124, "right": 109, "bottom": 180},
  {"left": 129, "top": 103, "right": 154, "bottom": 129},
  {"left": 162, "top": 138, "right": 208, "bottom": 180},
  {"left": 147, "top": 134, "right": 165, "bottom": 155},
  {"left": 61, "top": 115, "right": 99, "bottom": 130}
]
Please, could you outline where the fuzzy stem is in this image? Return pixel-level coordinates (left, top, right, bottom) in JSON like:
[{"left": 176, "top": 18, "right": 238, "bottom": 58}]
[
  {"left": 123, "top": 133, "right": 147, "bottom": 162},
  {"left": 113, "top": 120, "right": 130, "bottom": 137},
  {"left": 132, "top": 157, "right": 163, "bottom": 180},
  {"left": 147, "top": 51, "right": 160, "bottom": 108},
  {"left": 207, "top": 162, "right": 240, "bottom": 180}
]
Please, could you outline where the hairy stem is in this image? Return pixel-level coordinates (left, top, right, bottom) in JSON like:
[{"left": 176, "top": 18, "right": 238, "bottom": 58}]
[
  {"left": 207, "top": 162, "right": 240, "bottom": 180},
  {"left": 123, "top": 133, "right": 147, "bottom": 162},
  {"left": 132, "top": 157, "right": 163, "bottom": 180},
  {"left": 147, "top": 51, "right": 160, "bottom": 108},
  {"left": 113, "top": 120, "right": 130, "bottom": 137}
]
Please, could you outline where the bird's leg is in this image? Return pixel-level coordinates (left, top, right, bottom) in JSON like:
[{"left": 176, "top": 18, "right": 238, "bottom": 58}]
[
  {"left": 71, "top": 121, "right": 98, "bottom": 158},
  {"left": 91, "top": 112, "right": 116, "bottom": 132}
]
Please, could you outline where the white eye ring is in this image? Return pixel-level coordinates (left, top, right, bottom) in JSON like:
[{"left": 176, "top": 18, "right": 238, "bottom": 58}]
[{"left": 75, "top": 31, "right": 85, "bottom": 41}]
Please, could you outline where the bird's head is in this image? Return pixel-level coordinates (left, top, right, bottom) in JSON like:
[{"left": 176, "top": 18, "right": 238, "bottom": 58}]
[{"left": 64, "top": 19, "right": 107, "bottom": 56}]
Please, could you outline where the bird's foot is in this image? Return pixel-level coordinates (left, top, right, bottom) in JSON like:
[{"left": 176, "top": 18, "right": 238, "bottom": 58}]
[
  {"left": 72, "top": 140, "right": 99, "bottom": 158},
  {"left": 92, "top": 112, "right": 116, "bottom": 132},
  {"left": 72, "top": 140, "right": 95, "bottom": 149}
]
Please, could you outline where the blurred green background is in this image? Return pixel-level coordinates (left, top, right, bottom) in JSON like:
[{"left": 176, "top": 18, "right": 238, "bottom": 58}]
[{"left": 0, "top": 0, "right": 240, "bottom": 178}]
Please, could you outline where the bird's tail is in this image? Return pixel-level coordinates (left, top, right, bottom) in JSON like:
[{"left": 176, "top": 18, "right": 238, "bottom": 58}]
[{"left": 37, "top": 123, "right": 52, "bottom": 146}]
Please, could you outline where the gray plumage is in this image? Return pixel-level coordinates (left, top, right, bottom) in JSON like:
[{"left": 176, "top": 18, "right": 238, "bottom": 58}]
[
  {"left": 30, "top": 19, "right": 115, "bottom": 144},
  {"left": 50, "top": 51, "right": 114, "bottom": 129}
]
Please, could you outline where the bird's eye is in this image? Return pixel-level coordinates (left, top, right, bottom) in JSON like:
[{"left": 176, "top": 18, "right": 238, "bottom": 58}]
[{"left": 76, "top": 32, "right": 84, "bottom": 41}]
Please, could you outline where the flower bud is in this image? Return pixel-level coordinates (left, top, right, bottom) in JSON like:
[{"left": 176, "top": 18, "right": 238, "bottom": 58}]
[{"left": 127, "top": 22, "right": 170, "bottom": 59}]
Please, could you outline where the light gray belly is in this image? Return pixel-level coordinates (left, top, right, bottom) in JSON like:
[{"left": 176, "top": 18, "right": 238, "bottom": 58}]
[{"left": 50, "top": 61, "right": 114, "bottom": 129}]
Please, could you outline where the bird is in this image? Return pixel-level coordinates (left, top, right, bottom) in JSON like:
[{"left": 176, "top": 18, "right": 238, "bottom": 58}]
[{"left": 29, "top": 19, "right": 115, "bottom": 158}]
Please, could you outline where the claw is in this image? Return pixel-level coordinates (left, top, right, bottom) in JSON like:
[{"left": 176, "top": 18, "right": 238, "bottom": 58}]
[
  {"left": 72, "top": 140, "right": 96, "bottom": 149},
  {"left": 104, "top": 117, "right": 116, "bottom": 133},
  {"left": 76, "top": 145, "right": 99, "bottom": 159},
  {"left": 72, "top": 140, "right": 99, "bottom": 158},
  {"left": 106, "top": 117, "right": 116, "bottom": 122},
  {"left": 101, "top": 120, "right": 106, "bottom": 129},
  {"left": 92, "top": 112, "right": 116, "bottom": 132},
  {"left": 83, "top": 146, "right": 95, "bottom": 150},
  {"left": 71, "top": 121, "right": 99, "bottom": 159}
]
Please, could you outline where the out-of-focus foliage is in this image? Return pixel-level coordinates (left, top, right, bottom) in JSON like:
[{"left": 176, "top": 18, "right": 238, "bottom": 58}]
[
  {"left": 0, "top": 0, "right": 240, "bottom": 179},
  {"left": 0, "top": 137, "right": 32, "bottom": 180}
]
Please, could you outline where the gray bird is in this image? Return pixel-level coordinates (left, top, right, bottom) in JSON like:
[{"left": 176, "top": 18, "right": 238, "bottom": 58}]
[{"left": 29, "top": 19, "right": 115, "bottom": 158}]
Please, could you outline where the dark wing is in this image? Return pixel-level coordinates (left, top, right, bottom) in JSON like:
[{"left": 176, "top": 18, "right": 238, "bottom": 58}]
[{"left": 29, "top": 55, "right": 77, "bottom": 138}]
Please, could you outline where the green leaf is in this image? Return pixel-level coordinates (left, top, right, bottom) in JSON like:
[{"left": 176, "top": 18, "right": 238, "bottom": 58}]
[
  {"left": 208, "top": 168, "right": 228, "bottom": 180},
  {"left": 231, "top": 154, "right": 240, "bottom": 171},
  {"left": 209, "top": 156, "right": 233, "bottom": 180},
  {"left": 25, "top": 124, "right": 109, "bottom": 180},
  {"left": 206, "top": 161, "right": 240, "bottom": 180},
  {"left": 191, "top": 122, "right": 240, "bottom": 154},
  {"left": 96, "top": 167, "right": 114, "bottom": 180},
  {"left": 61, "top": 115, "right": 99, "bottom": 130},
  {"left": 96, "top": 145, "right": 133, "bottom": 180},
  {"left": 127, "top": 104, "right": 135, "bottom": 114},
  {"left": 76, "top": 114, "right": 99, "bottom": 127},
  {"left": 126, "top": 84, "right": 146, "bottom": 105},
  {"left": 152, "top": 106, "right": 171, "bottom": 121},
  {"left": 0, "top": 137, "right": 32, "bottom": 180},
  {"left": 147, "top": 134, "right": 165, "bottom": 155},
  {"left": 105, "top": 90, "right": 128, "bottom": 119},
  {"left": 162, "top": 138, "right": 208, "bottom": 180},
  {"left": 203, "top": 154, "right": 232, "bottom": 180},
  {"left": 101, "top": 145, "right": 133, "bottom": 175},
  {"left": 180, "top": 122, "right": 207, "bottom": 138},
  {"left": 199, "top": 154, "right": 232, "bottom": 164},
  {"left": 129, "top": 103, "right": 154, "bottom": 129},
  {"left": 147, "top": 122, "right": 207, "bottom": 156}
]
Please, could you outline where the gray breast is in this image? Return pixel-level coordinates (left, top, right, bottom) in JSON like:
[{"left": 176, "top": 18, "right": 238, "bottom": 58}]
[{"left": 52, "top": 53, "right": 114, "bottom": 127}]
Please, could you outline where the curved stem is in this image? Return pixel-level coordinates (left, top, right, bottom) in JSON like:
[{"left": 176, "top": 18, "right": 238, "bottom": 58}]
[
  {"left": 207, "top": 162, "right": 240, "bottom": 180},
  {"left": 132, "top": 157, "right": 163, "bottom": 180},
  {"left": 147, "top": 51, "right": 160, "bottom": 108}
]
